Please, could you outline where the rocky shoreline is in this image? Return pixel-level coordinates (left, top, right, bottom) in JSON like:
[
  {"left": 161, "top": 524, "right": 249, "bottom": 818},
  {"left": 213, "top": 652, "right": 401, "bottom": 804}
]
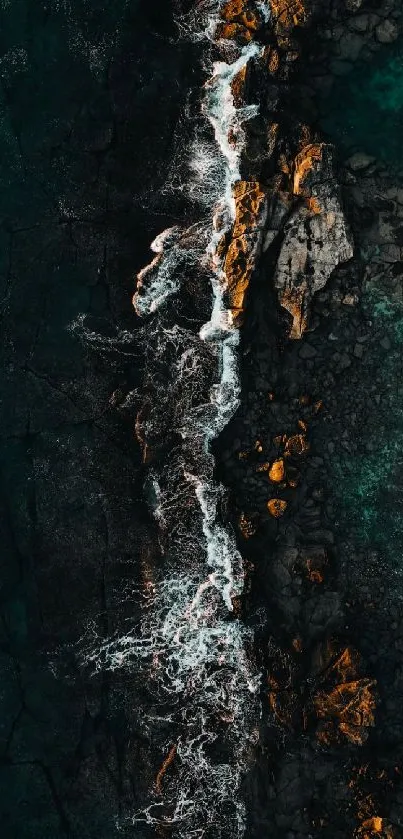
[
  {"left": 212, "top": 1, "right": 403, "bottom": 837},
  {"left": 2, "top": 0, "right": 403, "bottom": 836}
]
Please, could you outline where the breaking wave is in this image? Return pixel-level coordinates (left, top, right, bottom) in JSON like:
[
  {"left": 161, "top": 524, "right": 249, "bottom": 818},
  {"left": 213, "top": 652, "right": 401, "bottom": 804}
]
[{"left": 80, "top": 4, "right": 266, "bottom": 837}]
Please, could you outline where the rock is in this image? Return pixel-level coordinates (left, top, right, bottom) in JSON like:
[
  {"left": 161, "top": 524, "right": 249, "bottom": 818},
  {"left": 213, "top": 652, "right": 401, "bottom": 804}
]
[
  {"left": 343, "top": 293, "right": 358, "bottom": 305},
  {"left": 299, "top": 343, "right": 317, "bottom": 359},
  {"left": 273, "top": 144, "right": 353, "bottom": 339},
  {"left": 349, "top": 14, "right": 370, "bottom": 33},
  {"left": 224, "top": 180, "right": 267, "bottom": 318},
  {"left": 267, "top": 498, "right": 288, "bottom": 517},
  {"left": 268, "top": 459, "right": 285, "bottom": 482},
  {"left": 380, "top": 335, "right": 391, "bottom": 350},
  {"left": 339, "top": 32, "right": 364, "bottom": 62},
  {"left": 376, "top": 19, "right": 398, "bottom": 44},
  {"left": 345, "top": 0, "right": 362, "bottom": 10},
  {"left": 354, "top": 342, "right": 364, "bottom": 359},
  {"left": 346, "top": 152, "right": 376, "bottom": 172},
  {"left": 340, "top": 353, "right": 352, "bottom": 369}
]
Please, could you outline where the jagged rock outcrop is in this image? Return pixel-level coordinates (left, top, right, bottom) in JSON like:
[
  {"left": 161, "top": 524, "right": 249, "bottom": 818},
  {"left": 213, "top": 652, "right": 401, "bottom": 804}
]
[
  {"left": 273, "top": 143, "right": 354, "bottom": 338},
  {"left": 216, "top": 0, "right": 266, "bottom": 41},
  {"left": 224, "top": 180, "right": 268, "bottom": 318}
]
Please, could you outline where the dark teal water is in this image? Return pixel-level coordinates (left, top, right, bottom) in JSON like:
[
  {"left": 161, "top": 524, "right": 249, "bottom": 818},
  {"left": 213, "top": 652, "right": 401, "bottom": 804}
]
[
  {"left": 318, "top": 37, "right": 403, "bottom": 562},
  {"left": 0, "top": 1, "right": 190, "bottom": 836},
  {"left": 320, "top": 38, "right": 403, "bottom": 168},
  {"left": 333, "top": 287, "right": 403, "bottom": 566}
]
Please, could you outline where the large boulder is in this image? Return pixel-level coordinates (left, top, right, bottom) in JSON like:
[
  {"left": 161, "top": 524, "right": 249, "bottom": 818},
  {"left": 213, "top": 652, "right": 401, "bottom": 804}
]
[{"left": 273, "top": 144, "right": 353, "bottom": 338}]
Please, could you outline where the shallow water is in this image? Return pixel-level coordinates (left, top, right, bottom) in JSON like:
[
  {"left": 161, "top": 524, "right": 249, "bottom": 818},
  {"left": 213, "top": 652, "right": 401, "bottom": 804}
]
[{"left": 320, "top": 38, "right": 403, "bottom": 168}]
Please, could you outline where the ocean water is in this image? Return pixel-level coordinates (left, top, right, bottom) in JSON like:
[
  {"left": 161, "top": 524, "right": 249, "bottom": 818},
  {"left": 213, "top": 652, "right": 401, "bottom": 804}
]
[
  {"left": 320, "top": 37, "right": 403, "bottom": 168},
  {"left": 0, "top": 1, "right": 205, "bottom": 837},
  {"left": 318, "top": 36, "right": 403, "bottom": 566},
  {"left": 332, "top": 286, "right": 403, "bottom": 570}
]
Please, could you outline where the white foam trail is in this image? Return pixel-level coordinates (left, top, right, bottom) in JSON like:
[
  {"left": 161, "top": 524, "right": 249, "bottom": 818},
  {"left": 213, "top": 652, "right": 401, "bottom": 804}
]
[
  {"left": 203, "top": 43, "right": 260, "bottom": 205},
  {"left": 81, "top": 8, "right": 263, "bottom": 839},
  {"left": 134, "top": 227, "right": 186, "bottom": 316}
]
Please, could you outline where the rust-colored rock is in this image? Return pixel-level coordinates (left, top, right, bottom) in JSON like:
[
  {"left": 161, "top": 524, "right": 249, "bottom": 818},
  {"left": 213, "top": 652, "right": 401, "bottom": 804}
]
[
  {"left": 298, "top": 547, "right": 328, "bottom": 584},
  {"left": 264, "top": 46, "right": 280, "bottom": 74},
  {"left": 224, "top": 235, "right": 256, "bottom": 314},
  {"left": 215, "top": 21, "right": 253, "bottom": 42},
  {"left": 238, "top": 512, "right": 257, "bottom": 539},
  {"left": 355, "top": 818, "right": 394, "bottom": 838},
  {"left": 269, "top": 0, "right": 307, "bottom": 33},
  {"left": 224, "top": 181, "right": 267, "bottom": 317},
  {"left": 267, "top": 498, "right": 287, "bottom": 517},
  {"left": 293, "top": 143, "right": 324, "bottom": 196},
  {"left": 284, "top": 433, "right": 310, "bottom": 458},
  {"left": 313, "top": 644, "right": 377, "bottom": 747},
  {"left": 231, "top": 64, "right": 248, "bottom": 108},
  {"left": 232, "top": 180, "right": 267, "bottom": 238},
  {"left": 268, "top": 458, "right": 285, "bottom": 482},
  {"left": 256, "top": 461, "right": 270, "bottom": 472},
  {"left": 155, "top": 744, "right": 177, "bottom": 795},
  {"left": 315, "top": 679, "right": 376, "bottom": 746},
  {"left": 220, "top": 0, "right": 263, "bottom": 31}
]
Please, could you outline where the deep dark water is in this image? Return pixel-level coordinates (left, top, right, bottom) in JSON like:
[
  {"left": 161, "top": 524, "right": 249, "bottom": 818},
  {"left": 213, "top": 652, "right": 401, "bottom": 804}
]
[
  {"left": 0, "top": 1, "right": 193, "bottom": 835},
  {"left": 320, "top": 37, "right": 403, "bottom": 168}
]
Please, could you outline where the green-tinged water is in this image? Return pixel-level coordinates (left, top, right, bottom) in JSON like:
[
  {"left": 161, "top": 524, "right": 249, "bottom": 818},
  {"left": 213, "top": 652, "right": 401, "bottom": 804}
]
[
  {"left": 333, "top": 287, "right": 403, "bottom": 564},
  {"left": 320, "top": 38, "right": 403, "bottom": 168}
]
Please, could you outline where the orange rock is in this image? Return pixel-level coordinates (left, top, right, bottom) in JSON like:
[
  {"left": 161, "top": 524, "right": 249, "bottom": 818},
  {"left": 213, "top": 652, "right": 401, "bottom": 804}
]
[
  {"left": 284, "top": 433, "right": 310, "bottom": 457},
  {"left": 293, "top": 143, "right": 324, "bottom": 196},
  {"left": 224, "top": 181, "right": 267, "bottom": 317},
  {"left": 224, "top": 234, "right": 255, "bottom": 313},
  {"left": 220, "top": 0, "right": 262, "bottom": 31},
  {"left": 231, "top": 64, "right": 248, "bottom": 108},
  {"left": 215, "top": 21, "right": 253, "bottom": 42},
  {"left": 155, "top": 745, "right": 177, "bottom": 795},
  {"left": 355, "top": 817, "right": 394, "bottom": 838},
  {"left": 232, "top": 181, "right": 267, "bottom": 238},
  {"left": 362, "top": 818, "right": 384, "bottom": 833},
  {"left": 264, "top": 46, "right": 280, "bottom": 74},
  {"left": 306, "top": 196, "right": 322, "bottom": 215},
  {"left": 238, "top": 512, "right": 257, "bottom": 539},
  {"left": 267, "top": 498, "right": 287, "bottom": 517},
  {"left": 268, "top": 459, "right": 285, "bottom": 482},
  {"left": 314, "top": 643, "right": 377, "bottom": 747},
  {"left": 269, "top": 0, "right": 307, "bottom": 34}
]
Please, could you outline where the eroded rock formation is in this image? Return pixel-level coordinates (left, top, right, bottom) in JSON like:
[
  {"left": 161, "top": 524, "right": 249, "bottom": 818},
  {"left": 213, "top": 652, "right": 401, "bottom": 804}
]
[{"left": 274, "top": 143, "right": 354, "bottom": 338}]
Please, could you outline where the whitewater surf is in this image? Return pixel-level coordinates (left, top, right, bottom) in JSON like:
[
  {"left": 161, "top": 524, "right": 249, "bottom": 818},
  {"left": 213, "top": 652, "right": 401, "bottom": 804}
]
[{"left": 81, "top": 4, "right": 268, "bottom": 836}]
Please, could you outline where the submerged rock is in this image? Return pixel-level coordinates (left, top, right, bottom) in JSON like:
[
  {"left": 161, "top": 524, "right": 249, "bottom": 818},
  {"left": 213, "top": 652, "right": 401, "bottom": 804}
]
[{"left": 375, "top": 19, "right": 399, "bottom": 44}]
